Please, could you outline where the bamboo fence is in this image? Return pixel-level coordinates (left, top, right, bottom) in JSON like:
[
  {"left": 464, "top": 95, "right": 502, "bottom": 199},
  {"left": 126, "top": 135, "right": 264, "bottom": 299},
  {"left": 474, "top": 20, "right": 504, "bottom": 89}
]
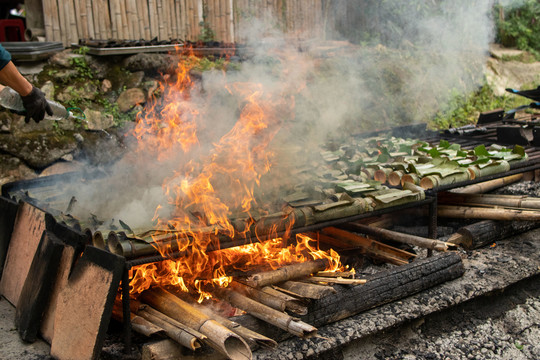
[{"left": 42, "top": 0, "right": 326, "bottom": 47}]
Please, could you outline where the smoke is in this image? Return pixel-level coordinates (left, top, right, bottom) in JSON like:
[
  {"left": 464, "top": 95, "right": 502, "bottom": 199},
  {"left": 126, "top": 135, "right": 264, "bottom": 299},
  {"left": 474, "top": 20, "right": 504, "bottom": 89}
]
[{"left": 59, "top": 1, "right": 505, "bottom": 231}]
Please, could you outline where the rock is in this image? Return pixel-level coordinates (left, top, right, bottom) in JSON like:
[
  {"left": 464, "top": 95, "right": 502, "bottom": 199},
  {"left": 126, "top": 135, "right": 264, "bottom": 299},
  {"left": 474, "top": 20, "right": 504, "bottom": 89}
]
[
  {"left": 0, "top": 154, "right": 36, "bottom": 186},
  {"left": 124, "top": 71, "right": 145, "bottom": 88},
  {"left": 57, "top": 82, "right": 98, "bottom": 103},
  {"left": 49, "top": 50, "right": 83, "bottom": 68},
  {"left": 73, "top": 133, "right": 84, "bottom": 142},
  {"left": 40, "top": 80, "right": 55, "bottom": 99},
  {"left": 117, "top": 88, "right": 145, "bottom": 112},
  {"left": 40, "top": 161, "right": 84, "bottom": 177},
  {"left": 85, "top": 55, "right": 109, "bottom": 79},
  {"left": 0, "top": 132, "right": 78, "bottom": 169},
  {"left": 50, "top": 69, "right": 79, "bottom": 81},
  {"left": 122, "top": 53, "right": 175, "bottom": 73},
  {"left": 84, "top": 109, "right": 115, "bottom": 130},
  {"left": 101, "top": 79, "right": 112, "bottom": 93},
  {"left": 143, "top": 80, "right": 160, "bottom": 98},
  {"left": 485, "top": 57, "right": 540, "bottom": 96}
]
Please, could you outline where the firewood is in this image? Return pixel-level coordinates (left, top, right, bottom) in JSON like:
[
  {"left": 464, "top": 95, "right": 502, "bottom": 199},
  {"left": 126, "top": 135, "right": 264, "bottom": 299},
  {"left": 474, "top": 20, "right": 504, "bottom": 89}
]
[
  {"left": 316, "top": 270, "right": 356, "bottom": 278},
  {"left": 245, "top": 259, "right": 328, "bottom": 288},
  {"left": 234, "top": 253, "right": 464, "bottom": 342},
  {"left": 447, "top": 220, "right": 540, "bottom": 249},
  {"left": 140, "top": 288, "right": 251, "bottom": 360},
  {"left": 259, "top": 286, "right": 308, "bottom": 315},
  {"left": 277, "top": 280, "right": 336, "bottom": 300},
  {"left": 451, "top": 173, "right": 523, "bottom": 194},
  {"left": 439, "top": 192, "right": 540, "bottom": 210},
  {"left": 111, "top": 302, "right": 164, "bottom": 338},
  {"left": 438, "top": 205, "right": 540, "bottom": 221},
  {"left": 217, "top": 288, "right": 317, "bottom": 338},
  {"left": 321, "top": 227, "right": 416, "bottom": 265},
  {"left": 230, "top": 281, "right": 306, "bottom": 316},
  {"left": 193, "top": 302, "right": 277, "bottom": 349},
  {"left": 344, "top": 223, "right": 455, "bottom": 252}
]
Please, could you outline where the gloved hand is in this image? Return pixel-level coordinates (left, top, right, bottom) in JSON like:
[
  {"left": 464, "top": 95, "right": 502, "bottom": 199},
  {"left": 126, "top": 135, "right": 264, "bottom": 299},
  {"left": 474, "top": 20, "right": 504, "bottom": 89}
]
[{"left": 21, "top": 86, "right": 53, "bottom": 123}]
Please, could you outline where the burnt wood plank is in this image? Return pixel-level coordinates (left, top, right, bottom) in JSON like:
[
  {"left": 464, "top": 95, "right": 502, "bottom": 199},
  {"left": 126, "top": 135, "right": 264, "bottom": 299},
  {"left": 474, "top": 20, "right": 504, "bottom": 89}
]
[
  {"left": 0, "top": 196, "right": 18, "bottom": 280},
  {"left": 15, "top": 231, "right": 64, "bottom": 342}
]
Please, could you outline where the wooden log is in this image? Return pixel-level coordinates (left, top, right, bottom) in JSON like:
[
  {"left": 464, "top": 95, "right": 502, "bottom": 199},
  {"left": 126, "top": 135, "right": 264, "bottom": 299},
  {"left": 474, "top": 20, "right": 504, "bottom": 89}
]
[
  {"left": 320, "top": 227, "right": 416, "bottom": 265},
  {"left": 438, "top": 205, "right": 540, "bottom": 221},
  {"left": 15, "top": 231, "right": 64, "bottom": 342},
  {"left": 217, "top": 288, "right": 317, "bottom": 338},
  {"left": 233, "top": 252, "right": 465, "bottom": 341},
  {"left": 193, "top": 302, "right": 277, "bottom": 349},
  {"left": 140, "top": 288, "right": 251, "bottom": 360},
  {"left": 343, "top": 223, "right": 455, "bottom": 252},
  {"left": 451, "top": 173, "right": 523, "bottom": 194},
  {"left": 245, "top": 259, "right": 328, "bottom": 288},
  {"left": 277, "top": 280, "right": 336, "bottom": 300},
  {"left": 135, "top": 304, "right": 204, "bottom": 350},
  {"left": 447, "top": 219, "right": 540, "bottom": 249},
  {"left": 438, "top": 192, "right": 540, "bottom": 210}
]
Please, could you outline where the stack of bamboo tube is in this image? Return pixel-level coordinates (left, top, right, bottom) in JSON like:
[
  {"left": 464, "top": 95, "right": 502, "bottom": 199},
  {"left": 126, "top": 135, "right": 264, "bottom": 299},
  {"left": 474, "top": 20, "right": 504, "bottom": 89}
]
[{"left": 41, "top": 0, "right": 326, "bottom": 47}]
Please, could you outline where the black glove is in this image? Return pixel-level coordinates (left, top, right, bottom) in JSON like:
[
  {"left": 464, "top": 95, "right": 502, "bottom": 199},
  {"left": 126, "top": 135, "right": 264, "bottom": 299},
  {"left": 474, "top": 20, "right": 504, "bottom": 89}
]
[{"left": 21, "top": 86, "right": 53, "bottom": 123}]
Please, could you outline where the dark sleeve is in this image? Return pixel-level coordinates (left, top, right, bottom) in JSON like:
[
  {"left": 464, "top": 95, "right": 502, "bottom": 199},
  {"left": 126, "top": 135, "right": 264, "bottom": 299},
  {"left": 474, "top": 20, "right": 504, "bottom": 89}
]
[{"left": 0, "top": 45, "right": 12, "bottom": 71}]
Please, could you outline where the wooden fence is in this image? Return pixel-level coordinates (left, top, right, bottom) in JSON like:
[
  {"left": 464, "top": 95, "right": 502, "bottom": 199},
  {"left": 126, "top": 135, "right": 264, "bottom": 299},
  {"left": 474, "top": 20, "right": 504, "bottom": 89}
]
[{"left": 42, "top": 0, "right": 326, "bottom": 47}]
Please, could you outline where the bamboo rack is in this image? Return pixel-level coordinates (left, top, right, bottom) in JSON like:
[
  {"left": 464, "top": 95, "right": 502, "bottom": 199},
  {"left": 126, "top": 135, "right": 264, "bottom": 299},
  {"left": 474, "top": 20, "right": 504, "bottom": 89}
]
[{"left": 42, "top": 0, "right": 327, "bottom": 46}]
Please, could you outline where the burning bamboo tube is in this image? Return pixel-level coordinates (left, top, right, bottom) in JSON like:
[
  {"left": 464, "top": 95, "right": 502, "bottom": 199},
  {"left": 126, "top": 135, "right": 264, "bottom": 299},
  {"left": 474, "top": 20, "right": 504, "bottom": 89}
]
[
  {"left": 135, "top": 304, "right": 205, "bottom": 351},
  {"left": 217, "top": 288, "right": 317, "bottom": 338},
  {"left": 451, "top": 173, "right": 523, "bottom": 194},
  {"left": 349, "top": 223, "right": 454, "bottom": 252},
  {"left": 193, "top": 303, "right": 277, "bottom": 349},
  {"left": 245, "top": 259, "right": 328, "bottom": 288},
  {"left": 438, "top": 192, "right": 540, "bottom": 210},
  {"left": 260, "top": 286, "right": 308, "bottom": 315},
  {"left": 437, "top": 205, "right": 540, "bottom": 221},
  {"left": 141, "top": 288, "right": 252, "bottom": 360}
]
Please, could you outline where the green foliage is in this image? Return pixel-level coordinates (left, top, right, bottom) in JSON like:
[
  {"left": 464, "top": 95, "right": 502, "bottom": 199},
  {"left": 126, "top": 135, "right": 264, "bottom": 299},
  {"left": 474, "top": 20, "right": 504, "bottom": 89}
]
[
  {"left": 198, "top": 21, "right": 216, "bottom": 42},
  {"left": 430, "top": 83, "right": 532, "bottom": 129},
  {"left": 496, "top": 0, "right": 540, "bottom": 59}
]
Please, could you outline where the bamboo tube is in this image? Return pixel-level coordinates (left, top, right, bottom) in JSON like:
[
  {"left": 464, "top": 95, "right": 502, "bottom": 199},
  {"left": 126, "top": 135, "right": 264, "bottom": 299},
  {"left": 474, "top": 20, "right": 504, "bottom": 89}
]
[
  {"left": 320, "top": 227, "right": 416, "bottom": 265},
  {"left": 141, "top": 288, "right": 252, "bottom": 360},
  {"left": 92, "top": 231, "right": 106, "bottom": 249},
  {"left": 136, "top": 305, "right": 204, "bottom": 350},
  {"left": 439, "top": 192, "right": 540, "bottom": 210},
  {"left": 374, "top": 168, "right": 393, "bottom": 183},
  {"left": 451, "top": 173, "right": 524, "bottom": 194},
  {"left": 348, "top": 223, "right": 454, "bottom": 252},
  {"left": 231, "top": 281, "right": 307, "bottom": 316},
  {"left": 401, "top": 173, "right": 420, "bottom": 185},
  {"left": 217, "top": 288, "right": 317, "bottom": 338},
  {"left": 467, "top": 161, "right": 511, "bottom": 180},
  {"left": 245, "top": 259, "right": 328, "bottom": 288},
  {"left": 419, "top": 171, "right": 471, "bottom": 190},
  {"left": 277, "top": 281, "right": 336, "bottom": 300},
  {"left": 193, "top": 302, "right": 277, "bottom": 349},
  {"left": 388, "top": 170, "right": 405, "bottom": 186},
  {"left": 259, "top": 286, "right": 307, "bottom": 315},
  {"left": 438, "top": 205, "right": 540, "bottom": 221}
]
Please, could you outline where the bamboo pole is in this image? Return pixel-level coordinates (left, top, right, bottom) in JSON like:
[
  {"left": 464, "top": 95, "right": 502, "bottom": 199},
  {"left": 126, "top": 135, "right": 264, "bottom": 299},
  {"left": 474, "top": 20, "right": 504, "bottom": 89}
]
[
  {"left": 70, "top": 0, "right": 83, "bottom": 40},
  {"left": 245, "top": 259, "right": 328, "bottom": 288},
  {"left": 126, "top": 0, "right": 138, "bottom": 39},
  {"left": 91, "top": 0, "right": 101, "bottom": 38},
  {"left": 260, "top": 286, "right": 307, "bottom": 315},
  {"left": 109, "top": 0, "right": 120, "bottom": 39},
  {"left": 148, "top": 0, "right": 159, "bottom": 38},
  {"left": 138, "top": 0, "right": 149, "bottom": 39},
  {"left": 168, "top": 0, "right": 178, "bottom": 39},
  {"left": 141, "top": 288, "right": 252, "bottom": 360},
  {"left": 316, "top": 229, "right": 414, "bottom": 266},
  {"left": 451, "top": 173, "right": 524, "bottom": 194},
  {"left": 438, "top": 205, "right": 540, "bottom": 221},
  {"left": 111, "top": 303, "right": 164, "bottom": 338},
  {"left": 42, "top": 0, "right": 54, "bottom": 41},
  {"left": 227, "top": 0, "right": 234, "bottom": 42},
  {"left": 439, "top": 192, "right": 540, "bottom": 210},
  {"left": 57, "top": 0, "right": 68, "bottom": 45},
  {"left": 346, "top": 223, "right": 455, "bottom": 252},
  {"left": 180, "top": 0, "right": 189, "bottom": 39},
  {"left": 217, "top": 288, "right": 317, "bottom": 338},
  {"left": 120, "top": 0, "right": 130, "bottom": 39},
  {"left": 193, "top": 302, "right": 278, "bottom": 349}
]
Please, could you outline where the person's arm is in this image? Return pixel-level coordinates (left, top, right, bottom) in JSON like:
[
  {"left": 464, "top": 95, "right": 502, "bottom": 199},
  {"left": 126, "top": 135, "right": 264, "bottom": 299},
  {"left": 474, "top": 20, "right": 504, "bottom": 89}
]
[{"left": 0, "top": 45, "right": 52, "bottom": 122}]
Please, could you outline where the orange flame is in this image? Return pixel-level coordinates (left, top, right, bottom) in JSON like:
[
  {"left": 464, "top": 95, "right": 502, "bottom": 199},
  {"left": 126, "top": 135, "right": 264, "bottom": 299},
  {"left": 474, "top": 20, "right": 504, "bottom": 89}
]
[{"left": 128, "top": 51, "right": 344, "bottom": 299}]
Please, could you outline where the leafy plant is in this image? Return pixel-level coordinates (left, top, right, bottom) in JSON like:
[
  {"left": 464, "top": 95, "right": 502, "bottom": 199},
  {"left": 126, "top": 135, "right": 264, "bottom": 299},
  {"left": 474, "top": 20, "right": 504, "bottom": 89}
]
[{"left": 495, "top": 0, "right": 540, "bottom": 59}]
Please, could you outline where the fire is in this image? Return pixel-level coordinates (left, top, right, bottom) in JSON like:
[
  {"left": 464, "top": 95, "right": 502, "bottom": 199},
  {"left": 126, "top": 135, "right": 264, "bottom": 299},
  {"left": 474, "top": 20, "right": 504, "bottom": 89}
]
[{"left": 128, "top": 49, "right": 344, "bottom": 300}]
